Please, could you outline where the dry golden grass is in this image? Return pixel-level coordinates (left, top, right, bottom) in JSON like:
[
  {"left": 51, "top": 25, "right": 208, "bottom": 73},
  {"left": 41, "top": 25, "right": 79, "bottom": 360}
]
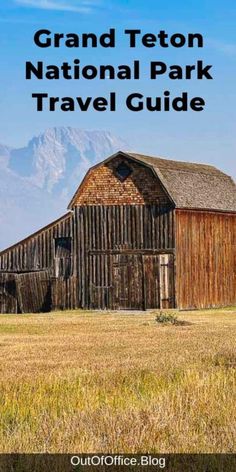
[{"left": 0, "top": 307, "right": 235, "bottom": 453}]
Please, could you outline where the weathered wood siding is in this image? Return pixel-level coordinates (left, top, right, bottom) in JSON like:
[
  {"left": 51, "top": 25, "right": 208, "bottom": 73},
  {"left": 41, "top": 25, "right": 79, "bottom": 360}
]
[
  {"left": 0, "top": 271, "right": 52, "bottom": 313},
  {"left": 74, "top": 204, "right": 175, "bottom": 308},
  {"left": 176, "top": 210, "right": 236, "bottom": 309},
  {"left": 143, "top": 255, "right": 160, "bottom": 309},
  {"left": 72, "top": 156, "right": 169, "bottom": 206},
  {"left": 17, "top": 271, "right": 51, "bottom": 313},
  {"left": 51, "top": 277, "right": 77, "bottom": 311},
  {"left": 74, "top": 204, "right": 174, "bottom": 252},
  {"left": 0, "top": 273, "right": 18, "bottom": 313},
  {"left": 0, "top": 204, "right": 175, "bottom": 312},
  {"left": 0, "top": 213, "right": 72, "bottom": 272},
  {"left": 159, "top": 254, "right": 175, "bottom": 309},
  {"left": 112, "top": 254, "right": 144, "bottom": 310},
  {"left": 0, "top": 213, "right": 73, "bottom": 313}
]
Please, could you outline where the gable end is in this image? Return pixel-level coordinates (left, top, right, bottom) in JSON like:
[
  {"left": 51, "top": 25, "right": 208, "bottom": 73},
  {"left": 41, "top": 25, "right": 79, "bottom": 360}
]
[{"left": 68, "top": 152, "right": 173, "bottom": 207}]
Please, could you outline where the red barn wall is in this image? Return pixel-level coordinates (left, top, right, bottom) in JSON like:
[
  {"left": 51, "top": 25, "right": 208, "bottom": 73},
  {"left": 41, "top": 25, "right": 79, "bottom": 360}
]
[{"left": 175, "top": 209, "right": 236, "bottom": 309}]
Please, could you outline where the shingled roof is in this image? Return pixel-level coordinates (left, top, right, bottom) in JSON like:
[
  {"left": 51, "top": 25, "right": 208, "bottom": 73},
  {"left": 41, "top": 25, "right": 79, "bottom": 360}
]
[
  {"left": 68, "top": 151, "right": 236, "bottom": 212},
  {"left": 126, "top": 152, "right": 236, "bottom": 212}
]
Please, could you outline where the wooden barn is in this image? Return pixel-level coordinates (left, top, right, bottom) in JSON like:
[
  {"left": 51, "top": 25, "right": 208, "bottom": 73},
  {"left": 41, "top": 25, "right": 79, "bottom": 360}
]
[{"left": 0, "top": 151, "right": 235, "bottom": 313}]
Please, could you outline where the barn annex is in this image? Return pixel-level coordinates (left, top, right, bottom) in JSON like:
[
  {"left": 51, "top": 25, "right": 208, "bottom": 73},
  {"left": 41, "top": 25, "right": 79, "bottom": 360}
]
[{"left": 0, "top": 151, "right": 235, "bottom": 313}]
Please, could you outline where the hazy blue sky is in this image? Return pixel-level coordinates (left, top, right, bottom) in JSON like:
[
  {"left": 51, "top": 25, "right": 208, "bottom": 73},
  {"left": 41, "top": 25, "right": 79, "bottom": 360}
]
[{"left": 0, "top": 0, "right": 236, "bottom": 177}]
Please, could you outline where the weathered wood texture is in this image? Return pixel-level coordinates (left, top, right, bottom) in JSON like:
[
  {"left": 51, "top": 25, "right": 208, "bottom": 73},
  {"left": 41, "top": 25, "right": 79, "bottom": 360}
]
[
  {"left": 176, "top": 210, "right": 236, "bottom": 309},
  {"left": 71, "top": 157, "right": 170, "bottom": 206},
  {"left": 17, "top": 271, "right": 51, "bottom": 313},
  {"left": 88, "top": 252, "right": 175, "bottom": 310},
  {"left": 0, "top": 213, "right": 72, "bottom": 272},
  {"left": 0, "top": 213, "right": 73, "bottom": 313},
  {"left": 0, "top": 273, "right": 18, "bottom": 313},
  {"left": 143, "top": 255, "right": 160, "bottom": 309},
  {"left": 0, "top": 271, "right": 51, "bottom": 313},
  {"left": 159, "top": 254, "right": 175, "bottom": 309},
  {"left": 75, "top": 204, "right": 174, "bottom": 252},
  {"left": 51, "top": 277, "right": 77, "bottom": 311},
  {"left": 0, "top": 271, "right": 77, "bottom": 314},
  {"left": 0, "top": 204, "right": 175, "bottom": 312},
  {"left": 112, "top": 254, "right": 144, "bottom": 310},
  {"left": 74, "top": 204, "right": 175, "bottom": 309}
]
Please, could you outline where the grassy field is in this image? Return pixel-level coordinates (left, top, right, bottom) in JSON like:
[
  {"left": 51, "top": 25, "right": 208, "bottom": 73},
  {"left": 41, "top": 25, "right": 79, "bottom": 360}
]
[{"left": 0, "top": 308, "right": 235, "bottom": 453}]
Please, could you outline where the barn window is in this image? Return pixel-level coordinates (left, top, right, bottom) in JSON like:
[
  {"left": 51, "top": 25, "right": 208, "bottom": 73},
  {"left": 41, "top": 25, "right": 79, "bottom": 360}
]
[
  {"left": 54, "top": 237, "right": 72, "bottom": 277},
  {"left": 55, "top": 237, "right": 71, "bottom": 257},
  {"left": 116, "top": 162, "right": 132, "bottom": 181}
]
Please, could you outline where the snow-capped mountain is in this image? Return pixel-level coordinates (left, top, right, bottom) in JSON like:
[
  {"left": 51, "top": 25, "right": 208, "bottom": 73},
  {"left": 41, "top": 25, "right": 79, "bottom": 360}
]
[{"left": 0, "top": 127, "right": 130, "bottom": 250}]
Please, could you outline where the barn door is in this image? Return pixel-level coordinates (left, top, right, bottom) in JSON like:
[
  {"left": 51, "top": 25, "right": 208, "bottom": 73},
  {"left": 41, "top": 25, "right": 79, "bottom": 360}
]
[
  {"left": 16, "top": 271, "right": 51, "bottom": 313},
  {"left": 89, "top": 254, "right": 113, "bottom": 310},
  {"left": 159, "top": 254, "right": 175, "bottom": 309},
  {"left": 113, "top": 254, "right": 143, "bottom": 309},
  {"left": 142, "top": 255, "right": 160, "bottom": 309}
]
